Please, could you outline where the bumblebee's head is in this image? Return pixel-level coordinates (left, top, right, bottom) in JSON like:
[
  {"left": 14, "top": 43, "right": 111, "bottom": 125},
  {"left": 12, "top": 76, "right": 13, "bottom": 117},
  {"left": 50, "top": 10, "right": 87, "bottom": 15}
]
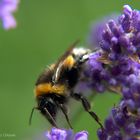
[
  {"left": 37, "top": 95, "right": 58, "bottom": 126},
  {"left": 38, "top": 95, "right": 57, "bottom": 116},
  {"left": 29, "top": 94, "right": 58, "bottom": 127}
]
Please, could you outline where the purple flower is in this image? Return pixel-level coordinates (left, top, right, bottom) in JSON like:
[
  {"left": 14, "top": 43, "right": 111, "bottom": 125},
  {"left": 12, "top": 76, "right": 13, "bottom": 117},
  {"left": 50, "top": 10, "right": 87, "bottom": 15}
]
[
  {"left": 86, "top": 5, "right": 140, "bottom": 139},
  {"left": 46, "top": 128, "right": 88, "bottom": 140},
  {"left": 85, "top": 5, "right": 140, "bottom": 97},
  {"left": 97, "top": 97, "right": 140, "bottom": 140},
  {"left": 101, "top": 5, "right": 140, "bottom": 56},
  {"left": 0, "top": 0, "right": 19, "bottom": 30},
  {"left": 89, "top": 5, "right": 140, "bottom": 57}
]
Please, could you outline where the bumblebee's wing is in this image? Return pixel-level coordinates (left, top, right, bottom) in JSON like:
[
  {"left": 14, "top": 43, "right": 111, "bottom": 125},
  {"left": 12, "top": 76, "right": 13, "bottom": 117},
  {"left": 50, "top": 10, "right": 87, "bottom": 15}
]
[
  {"left": 54, "top": 40, "right": 79, "bottom": 70},
  {"left": 35, "top": 64, "right": 55, "bottom": 85},
  {"left": 52, "top": 40, "right": 79, "bottom": 83}
]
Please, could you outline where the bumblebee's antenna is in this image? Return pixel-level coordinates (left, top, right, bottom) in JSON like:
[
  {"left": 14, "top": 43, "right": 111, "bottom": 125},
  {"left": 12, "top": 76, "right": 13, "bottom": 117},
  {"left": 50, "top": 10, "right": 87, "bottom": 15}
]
[{"left": 29, "top": 107, "right": 37, "bottom": 125}]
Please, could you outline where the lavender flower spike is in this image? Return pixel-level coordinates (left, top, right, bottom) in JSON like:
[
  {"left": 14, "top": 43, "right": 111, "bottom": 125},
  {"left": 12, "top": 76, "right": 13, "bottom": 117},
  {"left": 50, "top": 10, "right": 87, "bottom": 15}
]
[
  {"left": 87, "top": 4, "right": 140, "bottom": 139},
  {"left": 46, "top": 128, "right": 88, "bottom": 140},
  {"left": 86, "top": 5, "right": 140, "bottom": 95},
  {"left": 98, "top": 98, "right": 140, "bottom": 140},
  {"left": 0, "top": 0, "right": 19, "bottom": 30}
]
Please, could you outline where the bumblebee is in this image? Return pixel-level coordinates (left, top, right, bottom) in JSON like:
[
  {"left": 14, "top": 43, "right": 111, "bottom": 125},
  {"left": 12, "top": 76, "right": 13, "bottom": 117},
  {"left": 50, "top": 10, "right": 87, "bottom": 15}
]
[{"left": 29, "top": 41, "right": 103, "bottom": 129}]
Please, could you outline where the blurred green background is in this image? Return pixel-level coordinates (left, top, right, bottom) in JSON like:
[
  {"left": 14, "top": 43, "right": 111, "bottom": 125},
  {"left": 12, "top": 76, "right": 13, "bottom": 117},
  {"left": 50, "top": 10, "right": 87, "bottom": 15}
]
[{"left": 0, "top": 0, "right": 140, "bottom": 140}]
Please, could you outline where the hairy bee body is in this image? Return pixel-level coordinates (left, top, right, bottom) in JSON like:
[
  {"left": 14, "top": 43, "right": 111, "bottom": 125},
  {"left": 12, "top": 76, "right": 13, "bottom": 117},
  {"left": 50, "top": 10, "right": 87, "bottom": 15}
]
[{"left": 30, "top": 45, "right": 103, "bottom": 129}]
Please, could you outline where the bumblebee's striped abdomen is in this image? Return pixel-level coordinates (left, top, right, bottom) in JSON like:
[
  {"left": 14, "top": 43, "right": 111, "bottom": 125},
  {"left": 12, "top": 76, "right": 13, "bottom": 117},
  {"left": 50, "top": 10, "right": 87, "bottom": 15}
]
[{"left": 35, "top": 83, "right": 66, "bottom": 97}]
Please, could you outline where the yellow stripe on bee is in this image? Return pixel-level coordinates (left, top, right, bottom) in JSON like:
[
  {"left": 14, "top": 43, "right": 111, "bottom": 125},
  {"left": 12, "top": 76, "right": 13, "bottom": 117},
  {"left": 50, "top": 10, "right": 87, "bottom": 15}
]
[
  {"left": 63, "top": 55, "right": 75, "bottom": 69},
  {"left": 35, "top": 83, "right": 65, "bottom": 96}
]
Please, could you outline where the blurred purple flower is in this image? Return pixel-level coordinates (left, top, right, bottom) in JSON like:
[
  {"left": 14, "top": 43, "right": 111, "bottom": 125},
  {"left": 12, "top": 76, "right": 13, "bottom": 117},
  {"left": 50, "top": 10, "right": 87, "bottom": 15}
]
[
  {"left": 89, "top": 14, "right": 118, "bottom": 48},
  {"left": 89, "top": 20, "right": 106, "bottom": 48},
  {"left": 46, "top": 128, "right": 88, "bottom": 140},
  {"left": 0, "top": 0, "right": 19, "bottom": 30}
]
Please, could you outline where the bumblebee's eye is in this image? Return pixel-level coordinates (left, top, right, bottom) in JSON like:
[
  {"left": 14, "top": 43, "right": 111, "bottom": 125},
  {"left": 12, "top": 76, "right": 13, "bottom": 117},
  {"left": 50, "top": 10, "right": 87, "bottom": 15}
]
[
  {"left": 39, "top": 97, "right": 57, "bottom": 117},
  {"left": 45, "top": 100, "right": 57, "bottom": 116}
]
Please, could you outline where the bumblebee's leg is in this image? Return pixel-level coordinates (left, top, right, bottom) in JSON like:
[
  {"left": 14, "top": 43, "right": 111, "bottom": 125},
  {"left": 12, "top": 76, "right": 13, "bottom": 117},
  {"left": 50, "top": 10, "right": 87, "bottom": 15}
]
[
  {"left": 71, "top": 93, "right": 104, "bottom": 129},
  {"left": 44, "top": 108, "right": 58, "bottom": 128},
  {"left": 59, "top": 104, "right": 73, "bottom": 129}
]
